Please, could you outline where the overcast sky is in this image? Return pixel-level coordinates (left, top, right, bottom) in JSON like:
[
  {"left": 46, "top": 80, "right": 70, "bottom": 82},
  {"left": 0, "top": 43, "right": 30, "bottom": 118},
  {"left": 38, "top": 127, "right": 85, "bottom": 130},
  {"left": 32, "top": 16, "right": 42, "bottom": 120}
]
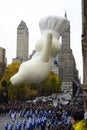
[{"left": 0, "top": 0, "right": 82, "bottom": 82}]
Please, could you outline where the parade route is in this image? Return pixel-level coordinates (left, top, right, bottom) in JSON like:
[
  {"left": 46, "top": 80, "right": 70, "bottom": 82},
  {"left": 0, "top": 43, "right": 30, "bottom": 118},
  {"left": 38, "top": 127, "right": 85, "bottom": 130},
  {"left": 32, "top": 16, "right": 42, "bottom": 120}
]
[{"left": 0, "top": 115, "right": 9, "bottom": 130}]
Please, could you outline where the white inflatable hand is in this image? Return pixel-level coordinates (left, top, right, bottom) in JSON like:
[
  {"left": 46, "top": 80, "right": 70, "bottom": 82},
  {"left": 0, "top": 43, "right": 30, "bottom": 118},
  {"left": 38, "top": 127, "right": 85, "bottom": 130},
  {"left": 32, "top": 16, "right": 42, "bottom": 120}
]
[{"left": 10, "top": 32, "right": 53, "bottom": 85}]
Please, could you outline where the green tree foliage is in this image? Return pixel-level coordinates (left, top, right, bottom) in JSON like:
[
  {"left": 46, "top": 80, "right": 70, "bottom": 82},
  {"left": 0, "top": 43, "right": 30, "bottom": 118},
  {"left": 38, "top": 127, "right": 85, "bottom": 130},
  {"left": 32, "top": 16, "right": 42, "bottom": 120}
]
[
  {"left": 0, "top": 62, "right": 21, "bottom": 100},
  {"left": 0, "top": 62, "right": 38, "bottom": 101},
  {"left": 0, "top": 62, "right": 61, "bottom": 101},
  {"left": 36, "top": 71, "right": 61, "bottom": 96},
  {"left": 0, "top": 62, "right": 21, "bottom": 88}
]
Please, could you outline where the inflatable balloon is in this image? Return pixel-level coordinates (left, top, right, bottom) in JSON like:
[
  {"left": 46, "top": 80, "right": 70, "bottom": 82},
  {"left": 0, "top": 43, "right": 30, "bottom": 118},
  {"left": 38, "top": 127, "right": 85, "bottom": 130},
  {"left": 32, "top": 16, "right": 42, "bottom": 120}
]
[{"left": 10, "top": 16, "right": 67, "bottom": 85}]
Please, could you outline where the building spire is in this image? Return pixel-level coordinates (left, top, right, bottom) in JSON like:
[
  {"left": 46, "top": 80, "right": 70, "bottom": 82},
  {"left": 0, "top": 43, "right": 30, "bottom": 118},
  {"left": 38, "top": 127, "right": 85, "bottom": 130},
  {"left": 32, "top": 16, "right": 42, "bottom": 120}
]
[{"left": 64, "top": 11, "right": 67, "bottom": 18}]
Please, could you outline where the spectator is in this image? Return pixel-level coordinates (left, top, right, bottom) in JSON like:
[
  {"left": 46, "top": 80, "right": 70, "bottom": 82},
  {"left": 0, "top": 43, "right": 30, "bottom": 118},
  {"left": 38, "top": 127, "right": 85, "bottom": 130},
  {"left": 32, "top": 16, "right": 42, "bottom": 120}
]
[
  {"left": 71, "top": 111, "right": 87, "bottom": 130},
  {"left": 84, "top": 111, "right": 87, "bottom": 125},
  {"left": 47, "top": 121, "right": 51, "bottom": 130}
]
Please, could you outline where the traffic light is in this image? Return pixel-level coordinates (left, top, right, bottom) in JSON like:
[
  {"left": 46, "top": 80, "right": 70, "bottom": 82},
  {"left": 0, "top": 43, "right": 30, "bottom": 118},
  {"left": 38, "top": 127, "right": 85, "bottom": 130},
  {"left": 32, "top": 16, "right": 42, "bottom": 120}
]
[
  {"left": 0, "top": 89, "right": 8, "bottom": 104},
  {"left": 0, "top": 80, "right": 8, "bottom": 104}
]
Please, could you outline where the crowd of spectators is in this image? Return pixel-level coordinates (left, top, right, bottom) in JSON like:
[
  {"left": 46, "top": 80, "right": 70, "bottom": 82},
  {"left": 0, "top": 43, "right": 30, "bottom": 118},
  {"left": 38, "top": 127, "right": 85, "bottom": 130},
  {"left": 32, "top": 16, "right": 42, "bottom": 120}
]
[{"left": 0, "top": 94, "right": 86, "bottom": 130}]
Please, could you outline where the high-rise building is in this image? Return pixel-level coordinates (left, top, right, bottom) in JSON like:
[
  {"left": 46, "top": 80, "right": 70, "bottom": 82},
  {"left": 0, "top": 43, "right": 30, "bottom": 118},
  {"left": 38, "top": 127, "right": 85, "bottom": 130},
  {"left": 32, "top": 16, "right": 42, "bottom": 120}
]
[
  {"left": 58, "top": 13, "right": 78, "bottom": 91},
  {"left": 16, "top": 20, "right": 29, "bottom": 62},
  {"left": 0, "top": 47, "right": 7, "bottom": 79},
  {"left": 82, "top": 0, "right": 87, "bottom": 110}
]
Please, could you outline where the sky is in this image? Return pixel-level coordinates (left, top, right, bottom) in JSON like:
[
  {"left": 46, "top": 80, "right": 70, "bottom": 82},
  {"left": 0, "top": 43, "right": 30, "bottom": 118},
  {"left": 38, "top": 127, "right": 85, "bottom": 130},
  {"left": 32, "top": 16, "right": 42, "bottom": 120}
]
[{"left": 0, "top": 0, "right": 82, "bottom": 82}]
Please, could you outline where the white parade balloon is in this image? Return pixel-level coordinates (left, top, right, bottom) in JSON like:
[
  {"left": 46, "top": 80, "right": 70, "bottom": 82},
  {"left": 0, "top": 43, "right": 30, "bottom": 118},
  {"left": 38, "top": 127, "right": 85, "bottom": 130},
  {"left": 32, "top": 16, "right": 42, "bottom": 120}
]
[{"left": 10, "top": 16, "right": 67, "bottom": 85}]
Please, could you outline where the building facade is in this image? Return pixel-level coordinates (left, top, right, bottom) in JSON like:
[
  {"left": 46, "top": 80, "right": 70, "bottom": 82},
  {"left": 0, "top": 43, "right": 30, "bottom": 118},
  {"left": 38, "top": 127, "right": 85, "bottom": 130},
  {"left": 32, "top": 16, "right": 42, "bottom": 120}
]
[
  {"left": 82, "top": 0, "right": 87, "bottom": 110},
  {"left": 58, "top": 14, "right": 78, "bottom": 91},
  {"left": 16, "top": 20, "right": 29, "bottom": 62},
  {"left": 12, "top": 57, "right": 23, "bottom": 63},
  {"left": 0, "top": 47, "right": 7, "bottom": 79}
]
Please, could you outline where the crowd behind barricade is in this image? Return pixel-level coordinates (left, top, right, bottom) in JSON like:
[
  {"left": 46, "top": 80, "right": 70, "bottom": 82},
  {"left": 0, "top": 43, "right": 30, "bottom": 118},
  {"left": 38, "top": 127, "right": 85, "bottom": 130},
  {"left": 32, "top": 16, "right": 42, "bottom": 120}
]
[{"left": 0, "top": 95, "right": 87, "bottom": 130}]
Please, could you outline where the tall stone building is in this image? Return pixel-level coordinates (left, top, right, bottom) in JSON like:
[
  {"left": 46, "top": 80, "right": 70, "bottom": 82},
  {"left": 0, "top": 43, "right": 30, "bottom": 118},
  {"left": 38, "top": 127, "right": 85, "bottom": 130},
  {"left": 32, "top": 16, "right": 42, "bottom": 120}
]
[
  {"left": 82, "top": 0, "right": 87, "bottom": 110},
  {"left": 0, "top": 47, "right": 7, "bottom": 79},
  {"left": 58, "top": 14, "right": 78, "bottom": 91},
  {"left": 16, "top": 20, "right": 29, "bottom": 62}
]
